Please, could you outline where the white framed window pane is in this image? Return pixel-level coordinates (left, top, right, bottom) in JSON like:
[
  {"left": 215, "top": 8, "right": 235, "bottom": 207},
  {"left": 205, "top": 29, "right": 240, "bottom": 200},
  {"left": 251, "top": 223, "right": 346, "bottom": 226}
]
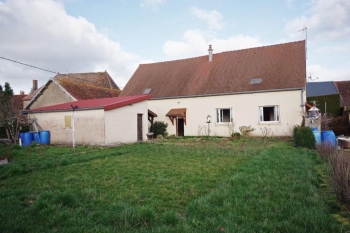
[
  {"left": 259, "top": 106, "right": 280, "bottom": 122},
  {"left": 216, "top": 108, "right": 232, "bottom": 123}
]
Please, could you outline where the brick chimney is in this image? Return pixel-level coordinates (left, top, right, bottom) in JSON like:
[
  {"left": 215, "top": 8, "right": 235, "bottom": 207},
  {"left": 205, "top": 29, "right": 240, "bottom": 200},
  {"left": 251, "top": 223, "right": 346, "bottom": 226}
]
[
  {"left": 208, "top": 45, "right": 213, "bottom": 62},
  {"left": 32, "top": 80, "right": 38, "bottom": 91}
]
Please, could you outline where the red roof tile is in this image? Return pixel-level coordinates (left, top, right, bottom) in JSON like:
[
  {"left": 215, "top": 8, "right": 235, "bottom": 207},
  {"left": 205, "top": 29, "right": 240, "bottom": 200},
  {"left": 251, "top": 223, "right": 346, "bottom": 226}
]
[
  {"left": 120, "top": 41, "right": 306, "bottom": 98},
  {"left": 22, "top": 87, "right": 42, "bottom": 101},
  {"left": 54, "top": 71, "right": 120, "bottom": 90},
  {"left": 57, "top": 79, "right": 121, "bottom": 100},
  {"left": 334, "top": 80, "right": 350, "bottom": 107},
  {"left": 25, "top": 95, "right": 151, "bottom": 112}
]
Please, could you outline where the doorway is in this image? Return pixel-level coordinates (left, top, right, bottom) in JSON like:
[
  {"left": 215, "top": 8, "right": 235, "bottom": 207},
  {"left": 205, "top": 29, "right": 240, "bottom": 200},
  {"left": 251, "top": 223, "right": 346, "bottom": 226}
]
[
  {"left": 137, "top": 114, "right": 143, "bottom": 141},
  {"left": 177, "top": 118, "right": 184, "bottom": 136}
]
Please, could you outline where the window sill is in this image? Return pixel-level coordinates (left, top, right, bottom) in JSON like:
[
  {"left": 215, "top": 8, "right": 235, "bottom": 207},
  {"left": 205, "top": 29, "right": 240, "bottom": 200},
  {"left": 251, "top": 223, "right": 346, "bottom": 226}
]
[
  {"left": 215, "top": 122, "right": 233, "bottom": 125},
  {"left": 258, "top": 122, "right": 281, "bottom": 125}
]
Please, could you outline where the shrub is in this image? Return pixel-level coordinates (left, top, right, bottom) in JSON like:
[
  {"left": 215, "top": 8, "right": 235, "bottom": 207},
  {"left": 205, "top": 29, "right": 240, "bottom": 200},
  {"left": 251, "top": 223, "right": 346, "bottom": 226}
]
[
  {"left": 330, "top": 114, "right": 350, "bottom": 136},
  {"left": 153, "top": 121, "right": 168, "bottom": 138},
  {"left": 316, "top": 144, "right": 350, "bottom": 208},
  {"left": 293, "top": 126, "right": 315, "bottom": 149},
  {"left": 231, "top": 132, "right": 241, "bottom": 139},
  {"left": 239, "top": 125, "right": 255, "bottom": 136}
]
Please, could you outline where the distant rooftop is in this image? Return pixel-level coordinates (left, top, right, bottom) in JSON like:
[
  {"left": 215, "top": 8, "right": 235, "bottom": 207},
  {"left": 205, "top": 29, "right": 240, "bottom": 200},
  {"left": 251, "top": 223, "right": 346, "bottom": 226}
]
[{"left": 306, "top": 81, "right": 339, "bottom": 97}]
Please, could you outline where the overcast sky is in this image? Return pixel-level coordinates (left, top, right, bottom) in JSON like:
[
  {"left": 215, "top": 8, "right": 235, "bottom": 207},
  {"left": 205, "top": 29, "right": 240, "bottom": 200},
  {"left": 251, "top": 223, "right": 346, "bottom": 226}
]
[{"left": 0, "top": 0, "right": 349, "bottom": 94}]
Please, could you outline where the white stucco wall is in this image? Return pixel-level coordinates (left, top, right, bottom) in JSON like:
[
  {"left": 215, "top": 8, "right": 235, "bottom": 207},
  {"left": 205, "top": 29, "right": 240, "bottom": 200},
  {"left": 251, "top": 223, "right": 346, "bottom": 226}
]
[
  {"left": 148, "top": 90, "right": 305, "bottom": 137},
  {"left": 29, "top": 109, "right": 105, "bottom": 145},
  {"left": 105, "top": 101, "right": 149, "bottom": 144}
]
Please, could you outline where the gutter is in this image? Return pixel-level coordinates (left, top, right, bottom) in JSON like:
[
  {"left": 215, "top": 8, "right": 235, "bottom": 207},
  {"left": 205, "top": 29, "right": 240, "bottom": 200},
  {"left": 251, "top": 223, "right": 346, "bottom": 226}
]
[
  {"left": 150, "top": 87, "right": 305, "bottom": 100},
  {"left": 22, "top": 107, "right": 104, "bottom": 114}
]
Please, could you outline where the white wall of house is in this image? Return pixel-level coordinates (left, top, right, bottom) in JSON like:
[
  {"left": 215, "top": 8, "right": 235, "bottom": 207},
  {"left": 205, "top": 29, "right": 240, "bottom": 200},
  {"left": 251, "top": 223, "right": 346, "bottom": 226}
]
[
  {"left": 105, "top": 101, "right": 149, "bottom": 144},
  {"left": 29, "top": 109, "right": 105, "bottom": 145},
  {"left": 149, "top": 90, "right": 304, "bottom": 137}
]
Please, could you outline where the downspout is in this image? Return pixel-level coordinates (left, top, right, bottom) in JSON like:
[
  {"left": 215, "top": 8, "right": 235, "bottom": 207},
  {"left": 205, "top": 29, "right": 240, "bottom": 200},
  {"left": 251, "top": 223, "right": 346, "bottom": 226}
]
[
  {"left": 301, "top": 88, "right": 305, "bottom": 111},
  {"left": 301, "top": 88, "right": 305, "bottom": 127}
]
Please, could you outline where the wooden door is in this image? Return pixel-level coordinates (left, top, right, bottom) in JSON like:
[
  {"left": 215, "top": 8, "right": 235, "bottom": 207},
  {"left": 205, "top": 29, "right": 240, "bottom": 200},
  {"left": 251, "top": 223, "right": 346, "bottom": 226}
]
[{"left": 137, "top": 114, "right": 143, "bottom": 141}]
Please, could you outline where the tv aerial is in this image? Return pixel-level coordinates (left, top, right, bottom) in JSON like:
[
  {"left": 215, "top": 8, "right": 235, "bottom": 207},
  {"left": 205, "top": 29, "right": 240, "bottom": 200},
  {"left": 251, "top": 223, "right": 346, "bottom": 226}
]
[{"left": 308, "top": 73, "right": 318, "bottom": 82}]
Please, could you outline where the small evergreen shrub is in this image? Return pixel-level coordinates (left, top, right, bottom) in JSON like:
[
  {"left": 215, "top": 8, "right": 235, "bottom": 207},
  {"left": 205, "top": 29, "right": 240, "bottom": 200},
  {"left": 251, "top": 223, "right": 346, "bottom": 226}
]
[
  {"left": 153, "top": 121, "right": 168, "bottom": 138},
  {"left": 293, "top": 126, "right": 315, "bottom": 149}
]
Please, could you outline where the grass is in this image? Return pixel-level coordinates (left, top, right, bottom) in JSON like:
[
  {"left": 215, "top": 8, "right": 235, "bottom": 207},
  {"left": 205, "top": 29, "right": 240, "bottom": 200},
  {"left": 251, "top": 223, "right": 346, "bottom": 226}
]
[{"left": 0, "top": 137, "right": 346, "bottom": 232}]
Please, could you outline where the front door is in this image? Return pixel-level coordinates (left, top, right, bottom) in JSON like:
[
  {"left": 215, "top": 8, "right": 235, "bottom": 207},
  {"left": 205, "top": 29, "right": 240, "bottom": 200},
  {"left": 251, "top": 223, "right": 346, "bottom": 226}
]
[
  {"left": 177, "top": 118, "right": 184, "bottom": 136},
  {"left": 137, "top": 114, "right": 143, "bottom": 141}
]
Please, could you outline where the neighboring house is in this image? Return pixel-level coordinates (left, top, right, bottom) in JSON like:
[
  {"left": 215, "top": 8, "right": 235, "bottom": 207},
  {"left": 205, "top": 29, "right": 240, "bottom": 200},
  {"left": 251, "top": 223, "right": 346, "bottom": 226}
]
[
  {"left": 23, "top": 71, "right": 121, "bottom": 110},
  {"left": 12, "top": 91, "right": 27, "bottom": 117},
  {"left": 334, "top": 80, "right": 350, "bottom": 109},
  {"left": 23, "top": 95, "right": 152, "bottom": 145},
  {"left": 306, "top": 81, "right": 341, "bottom": 116},
  {"left": 120, "top": 41, "right": 307, "bottom": 137}
]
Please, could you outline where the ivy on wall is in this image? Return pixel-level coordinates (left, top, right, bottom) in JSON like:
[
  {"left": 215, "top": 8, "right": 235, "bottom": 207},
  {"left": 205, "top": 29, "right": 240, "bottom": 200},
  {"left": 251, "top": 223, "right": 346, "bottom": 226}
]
[{"left": 307, "top": 94, "right": 341, "bottom": 117}]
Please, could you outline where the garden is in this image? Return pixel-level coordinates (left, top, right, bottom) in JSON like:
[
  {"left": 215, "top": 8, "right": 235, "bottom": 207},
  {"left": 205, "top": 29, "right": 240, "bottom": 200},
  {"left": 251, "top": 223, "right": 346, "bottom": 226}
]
[{"left": 0, "top": 137, "right": 349, "bottom": 232}]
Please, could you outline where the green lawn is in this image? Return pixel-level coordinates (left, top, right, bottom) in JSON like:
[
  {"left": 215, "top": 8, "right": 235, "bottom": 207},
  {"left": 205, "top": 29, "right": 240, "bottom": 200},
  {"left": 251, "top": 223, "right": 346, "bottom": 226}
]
[{"left": 0, "top": 137, "right": 346, "bottom": 232}]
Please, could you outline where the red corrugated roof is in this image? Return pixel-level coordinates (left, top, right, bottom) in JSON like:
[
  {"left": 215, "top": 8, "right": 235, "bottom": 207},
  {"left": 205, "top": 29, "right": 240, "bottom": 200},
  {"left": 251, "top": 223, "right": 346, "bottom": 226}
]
[{"left": 25, "top": 95, "right": 151, "bottom": 113}]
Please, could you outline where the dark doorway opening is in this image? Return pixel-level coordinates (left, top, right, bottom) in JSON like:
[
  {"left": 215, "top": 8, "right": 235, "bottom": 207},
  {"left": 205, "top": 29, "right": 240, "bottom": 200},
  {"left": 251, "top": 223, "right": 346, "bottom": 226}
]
[
  {"left": 177, "top": 118, "right": 184, "bottom": 136},
  {"left": 137, "top": 114, "right": 143, "bottom": 141}
]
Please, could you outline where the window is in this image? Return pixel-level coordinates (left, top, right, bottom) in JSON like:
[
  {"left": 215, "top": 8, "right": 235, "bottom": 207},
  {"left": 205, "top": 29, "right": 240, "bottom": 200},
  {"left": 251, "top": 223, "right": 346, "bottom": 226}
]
[
  {"left": 64, "top": 115, "right": 72, "bottom": 128},
  {"left": 259, "top": 106, "right": 280, "bottom": 122},
  {"left": 216, "top": 108, "right": 232, "bottom": 123}
]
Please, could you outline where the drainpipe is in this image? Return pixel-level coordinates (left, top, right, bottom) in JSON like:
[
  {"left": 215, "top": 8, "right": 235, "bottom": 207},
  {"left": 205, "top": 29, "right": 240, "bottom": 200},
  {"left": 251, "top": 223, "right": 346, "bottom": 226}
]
[{"left": 301, "top": 88, "right": 305, "bottom": 111}]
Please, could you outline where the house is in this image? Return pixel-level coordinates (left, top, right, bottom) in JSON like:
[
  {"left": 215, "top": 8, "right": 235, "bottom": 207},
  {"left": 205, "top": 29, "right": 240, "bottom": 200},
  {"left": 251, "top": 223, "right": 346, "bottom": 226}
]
[
  {"left": 120, "top": 41, "right": 306, "bottom": 137},
  {"left": 12, "top": 91, "right": 27, "bottom": 118},
  {"left": 306, "top": 81, "right": 341, "bottom": 116},
  {"left": 23, "top": 71, "right": 121, "bottom": 110},
  {"left": 23, "top": 95, "right": 152, "bottom": 145},
  {"left": 334, "top": 80, "right": 350, "bottom": 110}
]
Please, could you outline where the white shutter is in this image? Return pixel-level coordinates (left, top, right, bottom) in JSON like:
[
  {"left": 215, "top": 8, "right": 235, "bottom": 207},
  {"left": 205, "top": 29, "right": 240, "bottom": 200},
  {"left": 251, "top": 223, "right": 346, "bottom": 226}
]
[
  {"left": 275, "top": 106, "right": 279, "bottom": 121},
  {"left": 259, "top": 107, "right": 263, "bottom": 121},
  {"left": 216, "top": 109, "right": 219, "bottom": 123}
]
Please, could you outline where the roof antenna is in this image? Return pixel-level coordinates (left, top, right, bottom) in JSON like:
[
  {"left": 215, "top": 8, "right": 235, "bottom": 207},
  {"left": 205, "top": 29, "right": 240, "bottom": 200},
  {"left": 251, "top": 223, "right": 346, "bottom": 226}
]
[
  {"left": 307, "top": 73, "right": 318, "bottom": 82},
  {"left": 295, "top": 27, "right": 307, "bottom": 59}
]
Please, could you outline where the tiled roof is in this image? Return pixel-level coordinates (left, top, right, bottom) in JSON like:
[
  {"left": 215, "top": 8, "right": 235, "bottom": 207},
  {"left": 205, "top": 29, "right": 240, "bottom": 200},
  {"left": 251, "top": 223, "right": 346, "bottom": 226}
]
[
  {"left": 54, "top": 71, "right": 120, "bottom": 90},
  {"left": 56, "top": 79, "right": 121, "bottom": 100},
  {"left": 11, "top": 94, "right": 27, "bottom": 115},
  {"left": 25, "top": 95, "right": 152, "bottom": 113},
  {"left": 22, "top": 87, "right": 42, "bottom": 101},
  {"left": 306, "top": 81, "right": 338, "bottom": 97},
  {"left": 334, "top": 80, "right": 350, "bottom": 107},
  {"left": 120, "top": 41, "right": 306, "bottom": 98},
  {"left": 23, "top": 71, "right": 120, "bottom": 110}
]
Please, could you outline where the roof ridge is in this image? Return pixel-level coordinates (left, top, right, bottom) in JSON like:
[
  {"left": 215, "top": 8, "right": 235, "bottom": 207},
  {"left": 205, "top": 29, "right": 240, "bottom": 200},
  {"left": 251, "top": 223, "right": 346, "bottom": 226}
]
[
  {"left": 58, "top": 71, "right": 106, "bottom": 76},
  {"left": 58, "top": 79, "right": 120, "bottom": 91},
  {"left": 140, "top": 40, "right": 305, "bottom": 66}
]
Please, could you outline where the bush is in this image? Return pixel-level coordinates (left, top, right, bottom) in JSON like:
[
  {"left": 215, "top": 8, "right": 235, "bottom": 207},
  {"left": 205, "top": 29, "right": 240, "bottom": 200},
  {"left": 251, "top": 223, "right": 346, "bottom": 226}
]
[
  {"left": 330, "top": 114, "right": 350, "bottom": 136},
  {"left": 316, "top": 144, "right": 350, "bottom": 208},
  {"left": 153, "top": 121, "right": 168, "bottom": 138},
  {"left": 293, "top": 126, "right": 315, "bottom": 149},
  {"left": 239, "top": 125, "right": 255, "bottom": 136}
]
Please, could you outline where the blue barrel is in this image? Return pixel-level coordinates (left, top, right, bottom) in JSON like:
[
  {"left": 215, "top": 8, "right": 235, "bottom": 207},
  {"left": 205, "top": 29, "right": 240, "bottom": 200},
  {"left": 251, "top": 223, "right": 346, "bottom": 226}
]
[
  {"left": 32, "top": 132, "right": 40, "bottom": 143},
  {"left": 39, "top": 130, "right": 50, "bottom": 145},
  {"left": 321, "top": 130, "right": 337, "bottom": 147},
  {"left": 312, "top": 129, "right": 322, "bottom": 145},
  {"left": 22, "top": 132, "right": 33, "bottom": 147}
]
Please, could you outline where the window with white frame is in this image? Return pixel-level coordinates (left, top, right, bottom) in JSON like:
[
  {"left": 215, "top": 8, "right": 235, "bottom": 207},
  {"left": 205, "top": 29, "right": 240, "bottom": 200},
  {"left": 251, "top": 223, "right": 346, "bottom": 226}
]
[
  {"left": 216, "top": 108, "right": 232, "bottom": 123},
  {"left": 259, "top": 106, "right": 280, "bottom": 122}
]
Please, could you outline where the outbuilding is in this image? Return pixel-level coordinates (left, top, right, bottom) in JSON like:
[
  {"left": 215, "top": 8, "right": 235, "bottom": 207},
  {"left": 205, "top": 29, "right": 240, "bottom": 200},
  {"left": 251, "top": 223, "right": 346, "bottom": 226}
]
[{"left": 23, "top": 95, "right": 152, "bottom": 145}]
